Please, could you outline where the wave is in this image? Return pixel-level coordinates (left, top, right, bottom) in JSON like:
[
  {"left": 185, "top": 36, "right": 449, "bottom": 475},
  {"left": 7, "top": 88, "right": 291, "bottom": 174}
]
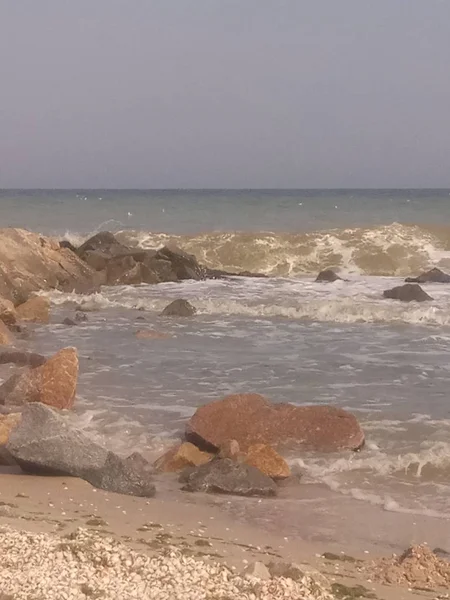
[{"left": 110, "top": 222, "right": 450, "bottom": 277}]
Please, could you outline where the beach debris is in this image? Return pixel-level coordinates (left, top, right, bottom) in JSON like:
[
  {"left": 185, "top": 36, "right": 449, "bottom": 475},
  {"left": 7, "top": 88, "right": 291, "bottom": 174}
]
[
  {"left": 0, "top": 526, "right": 333, "bottom": 599},
  {"left": 16, "top": 295, "right": 50, "bottom": 323},
  {"left": 187, "top": 393, "right": 365, "bottom": 452},
  {"left": 160, "top": 298, "right": 197, "bottom": 317},
  {"left": 405, "top": 267, "right": 450, "bottom": 283},
  {"left": 180, "top": 457, "right": 278, "bottom": 497},
  {"left": 0, "top": 347, "right": 78, "bottom": 410},
  {"left": 153, "top": 441, "right": 213, "bottom": 472},
  {"left": 382, "top": 283, "right": 433, "bottom": 302},
  {"left": 315, "top": 268, "right": 342, "bottom": 282}
]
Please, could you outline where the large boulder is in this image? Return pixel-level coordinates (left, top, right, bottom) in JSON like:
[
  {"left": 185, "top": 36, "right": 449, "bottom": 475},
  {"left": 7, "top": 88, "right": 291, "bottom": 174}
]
[
  {"left": 0, "top": 297, "right": 17, "bottom": 326},
  {"left": 6, "top": 403, "right": 156, "bottom": 497},
  {"left": 0, "top": 228, "right": 98, "bottom": 302},
  {"left": 405, "top": 268, "right": 450, "bottom": 284},
  {"left": 154, "top": 246, "right": 206, "bottom": 281},
  {"left": 0, "top": 350, "right": 46, "bottom": 367},
  {"left": 315, "top": 269, "right": 342, "bottom": 282},
  {"left": 0, "top": 347, "right": 78, "bottom": 410},
  {"left": 76, "top": 231, "right": 130, "bottom": 259},
  {"left": 187, "top": 393, "right": 365, "bottom": 452},
  {"left": 16, "top": 296, "right": 50, "bottom": 323},
  {"left": 383, "top": 283, "right": 433, "bottom": 302},
  {"left": 180, "top": 458, "right": 278, "bottom": 497},
  {"left": 244, "top": 444, "right": 291, "bottom": 480},
  {"left": 160, "top": 299, "right": 197, "bottom": 317},
  {"left": 154, "top": 442, "right": 213, "bottom": 473}
]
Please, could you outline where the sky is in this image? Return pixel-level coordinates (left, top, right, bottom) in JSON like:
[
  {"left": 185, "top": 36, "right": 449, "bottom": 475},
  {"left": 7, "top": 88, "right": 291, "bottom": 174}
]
[{"left": 1, "top": 1, "right": 450, "bottom": 189}]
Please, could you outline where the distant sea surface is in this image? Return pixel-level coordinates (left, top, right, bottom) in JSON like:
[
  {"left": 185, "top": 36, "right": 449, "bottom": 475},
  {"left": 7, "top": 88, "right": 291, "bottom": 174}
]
[{"left": 3, "top": 188, "right": 450, "bottom": 543}]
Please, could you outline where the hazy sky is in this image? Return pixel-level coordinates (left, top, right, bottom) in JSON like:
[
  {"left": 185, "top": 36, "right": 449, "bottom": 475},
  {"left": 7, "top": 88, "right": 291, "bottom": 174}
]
[{"left": 1, "top": 1, "right": 450, "bottom": 188}]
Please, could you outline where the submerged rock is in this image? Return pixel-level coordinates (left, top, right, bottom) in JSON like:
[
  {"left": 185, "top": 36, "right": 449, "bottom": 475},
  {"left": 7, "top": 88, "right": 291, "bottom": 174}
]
[
  {"left": 180, "top": 458, "right": 278, "bottom": 497},
  {"left": 0, "top": 350, "right": 46, "bottom": 367},
  {"left": 315, "top": 269, "right": 342, "bottom": 282},
  {"left": 187, "top": 393, "right": 364, "bottom": 452},
  {"left": 383, "top": 283, "right": 433, "bottom": 302},
  {"left": 160, "top": 299, "right": 197, "bottom": 317},
  {"left": 154, "top": 246, "right": 205, "bottom": 281},
  {"left": 405, "top": 267, "right": 450, "bottom": 283}
]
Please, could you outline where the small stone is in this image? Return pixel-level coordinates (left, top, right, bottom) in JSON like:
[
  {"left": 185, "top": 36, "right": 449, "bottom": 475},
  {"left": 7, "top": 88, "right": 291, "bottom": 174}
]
[{"left": 242, "top": 561, "right": 271, "bottom": 580}]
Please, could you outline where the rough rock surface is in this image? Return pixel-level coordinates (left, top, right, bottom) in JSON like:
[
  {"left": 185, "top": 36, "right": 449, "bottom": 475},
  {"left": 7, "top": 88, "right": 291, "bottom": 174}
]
[
  {"left": 0, "top": 297, "right": 17, "bottom": 325},
  {"left": 405, "top": 267, "right": 450, "bottom": 283},
  {"left": 0, "top": 412, "right": 21, "bottom": 465},
  {"left": 0, "top": 228, "right": 98, "bottom": 302},
  {"left": 0, "top": 321, "right": 12, "bottom": 345},
  {"left": 154, "top": 442, "right": 213, "bottom": 472},
  {"left": 16, "top": 296, "right": 50, "bottom": 323},
  {"left": 154, "top": 246, "right": 206, "bottom": 280},
  {"left": 245, "top": 443, "right": 291, "bottom": 480},
  {"left": 76, "top": 231, "right": 130, "bottom": 261},
  {"left": 187, "top": 393, "right": 365, "bottom": 452},
  {"left": 0, "top": 347, "right": 78, "bottom": 410},
  {"left": 6, "top": 403, "right": 156, "bottom": 496},
  {"left": 0, "top": 350, "right": 46, "bottom": 367},
  {"left": 383, "top": 283, "right": 433, "bottom": 302},
  {"left": 160, "top": 298, "right": 197, "bottom": 317},
  {"left": 315, "top": 269, "right": 342, "bottom": 282},
  {"left": 181, "top": 457, "right": 278, "bottom": 497}
]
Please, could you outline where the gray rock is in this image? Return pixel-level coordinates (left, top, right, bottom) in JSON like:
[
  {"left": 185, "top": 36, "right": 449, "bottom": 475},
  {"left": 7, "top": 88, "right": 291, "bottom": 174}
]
[
  {"left": 180, "top": 458, "right": 277, "bottom": 497},
  {"left": 160, "top": 299, "right": 197, "bottom": 317},
  {"left": 315, "top": 269, "right": 342, "bottom": 282},
  {"left": 62, "top": 317, "right": 77, "bottom": 326},
  {"left": 75, "top": 311, "right": 88, "bottom": 322},
  {"left": 383, "top": 283, "right": 433, "bottom": 302},
  {"left": 6, "top": 403, "right": 155, "bottom": 497},
  {"left": 242, "top": 561, "right": 271, "bottom": 580},
  {"left": 405, "top": 267, "right": 450, "bottom": 284},
  {"left": 154, "top": 246, "right": 205, "bottom": 280},
  {"left": 0, "top": 350, "right": 46, "bottom": 368}
]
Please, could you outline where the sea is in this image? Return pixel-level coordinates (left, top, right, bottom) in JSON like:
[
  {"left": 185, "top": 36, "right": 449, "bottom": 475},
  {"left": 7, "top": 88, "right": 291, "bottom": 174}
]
[{"left": 3, "top": 188, "right": 450, "bottom": 551}]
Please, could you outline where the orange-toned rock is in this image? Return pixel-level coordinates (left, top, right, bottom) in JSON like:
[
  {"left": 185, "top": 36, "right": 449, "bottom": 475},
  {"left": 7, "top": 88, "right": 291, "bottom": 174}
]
[
  {"left": 153, "top": 442, "right": 213, "bottom": 472},
  {"left": 187, "top": 393, "right": 365, "bottom": 453},
  {"left": 0, "top": 297, "right": 17, "bottom": 326},
  {"left": 0, "top": 321, "right": 12, "bottom": 345},
  {"left": 16, "top": 296, "right": 50, "bottom": 323},
  {"left": 0, "top": 413, "right": 21, "bottom": 445},
  {"left": 245, "top": 444, "right": 290, "bottom": 480},
  {"left": 0, "top": 347, "right": 79, "bottom": 410},
  {"left": 135, "top": 329, "right": 171, "bottom": 340}
]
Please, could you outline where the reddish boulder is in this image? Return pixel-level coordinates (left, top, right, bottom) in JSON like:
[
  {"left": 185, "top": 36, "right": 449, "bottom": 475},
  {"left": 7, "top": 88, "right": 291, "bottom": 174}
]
[{"left": 186, "top": 393, "right": 364, "bottom": 452}]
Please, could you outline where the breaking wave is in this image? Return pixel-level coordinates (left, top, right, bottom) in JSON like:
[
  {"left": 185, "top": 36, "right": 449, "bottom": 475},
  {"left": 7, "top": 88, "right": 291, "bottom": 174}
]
[{"left": 112, "top": 222, "right": 450, "bottom": 277}]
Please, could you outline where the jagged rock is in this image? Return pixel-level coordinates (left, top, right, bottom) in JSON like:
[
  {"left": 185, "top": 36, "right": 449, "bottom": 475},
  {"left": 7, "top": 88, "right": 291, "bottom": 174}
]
[
  {"left": 315, "top": 269, "right": 342, "bottom": 282},
  {"left": 16, "top": 296, "right": 50, "bottom": 323},
  {"left": 245, "top": 444, "right": 291, "bottom": 480},
  {"left": 154, "top": 442, "right": 213, "bottom": 472},
  {"left": 6, "top": 403, "right": 156, "bottom": 497},
  {"left": 0, "top": 347, "right": 78, "bottom": 410},
  {"left": 77, "top": 231, "right": 130, "bottom": 259},
  {"left": 160, "top": 299, "right": 197, "bottom": 317},
  {"left": 180, "top": 458, "right": 277, "bottom": 497},
  {"left": 383, "top": 283, "right": 433, "bottom": 302},
  {"left": 0, "top": 321, "right": 12, "bottom": 345},
  {"left": 405, "top": 267, "right": 450, "bottom": 283},
  {"left": 187, "top": 393, "right": 365, "bottom": 452},
  {"left": 59, "top": 240, "right": 78, "bottom": 253},
  {"left": 0, "top": 298, "right": 17, "bottom": 326},
  {"left": 0, "top": 351, "right": 46, "bottom": 367},
  {"left": 154, "top": 246, "right": 205, "bottom": 280}
]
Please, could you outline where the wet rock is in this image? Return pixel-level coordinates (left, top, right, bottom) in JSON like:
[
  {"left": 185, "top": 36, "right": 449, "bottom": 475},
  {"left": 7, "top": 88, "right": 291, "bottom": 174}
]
[
  {"left": 16, "top": 296, "right": 50, "bottom": 323},
  {"left": 75, "top": 311, "right": 88, "bottom": 322},
  {"left": 0, "top": 321, "right": 12, "bottom": 345},
  {"left": 135, "top": 329, "right": 171, "bottom": 340},
  {"left": 204, "top": 268, "right": 267, "bottom": 279},
  {"left": 154, "top": 442, "right": 213, "bottom": 473},
  {"left": 62, "top": 317, "right": 77, "bottom": 326},
  {"left": 0, "top": 298, "right": 17, "bottom": 326},
  {"left": 0, "top": 351, "right": 46, "bottom": 367},
  {"left": 315, "top": 269, "right": 342, "bottom": 282},
  {"left": 181, "top": 458, "right": 277, "bottom": 497},
  {"left": 383, "top": 283, "right": 433, "bottom": 302},
  {"left": 245, "top": 444, "right": 291, "bottom": 480},
  {"left": 154, "top": 246, "right": 205, "bottom": 280},
  {"left": 187, "top": 393, "right": 364, "bottom": 453},
  {"left": 0, "top": 347, "right": 78, "bottom": 410},
  {"left": 77, "top": 231, "right": 129, "bottom": 259},
  {"left": 59, "top": 240, "right": 78, "bottom": 253},
  {"left": 160, "top": 299, "right": 197, "bottom": 317},
  {"left": 6, "top": 403, "right": 155, "bottom": 496},
  {"left": 405, "top": 267, "right": 450, "bottom": 283},
  {"left": 242, "top": 561, "right": 271, "bottom": 580}
]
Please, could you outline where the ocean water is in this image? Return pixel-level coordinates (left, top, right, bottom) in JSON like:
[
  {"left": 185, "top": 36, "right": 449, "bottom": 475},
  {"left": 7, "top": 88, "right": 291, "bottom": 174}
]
[{"left": 2, "top": 189, "right": 450, "bottom": 543}]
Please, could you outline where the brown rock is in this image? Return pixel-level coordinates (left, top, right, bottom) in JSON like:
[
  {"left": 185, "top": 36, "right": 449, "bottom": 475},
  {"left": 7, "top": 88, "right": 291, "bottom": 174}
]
[
  {"left": 405, "top": 267, "right": 450, "bottom": 284},
  {"left": 0, "top": 347, "right": 79, "bottom": 410},
  {"left": 16, "top": 296, "right": 50, "bottom": 323},
  {"left": 186, "top": 393, "right": 364, "bottom": 452},
  {"left": 0, "top": 297, "right": 17, "bottom": 326},
  {"left": 135, "top": 330, "right": 171, "bottom": 340},
  {"left": 0, "top": 321, "right": 12, "bottom": 345},
  {"left": 245, "top": 443, "right": 291, "bottom": 480},
  {"left": 153, "top": 442, "right": 213, "bottom": 472},
  {"left": 315, "top": 269, "right": 342, "bottom": 282},
  {"left": 383, "top": 283, "right": 432, "bottom": 302},
  {"left": 0, "top": 351, "right": 46, "bottom": 367}
]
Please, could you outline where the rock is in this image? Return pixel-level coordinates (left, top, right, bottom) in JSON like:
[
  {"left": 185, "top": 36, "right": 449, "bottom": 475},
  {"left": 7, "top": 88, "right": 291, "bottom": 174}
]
[
  {"left": 187, "top": 393, "right": 364, "bottom": 452},
  {"left": 77, "top": 231, "right": 130, "bottom": 259},
  {"left": 154, "top": 442, "right": 213, "bottom": 473},
  {"left": 0, "top": 347, "right": 78, "bottom": 410},
  {"left": 180, "top": 458, "right": 278, "bottom": 497},
  {"left": 135, "top": 330, "right": 171, "bottom": 340},
  {"left": 0, "top": 228, "right": 98, "bottom": 302},
  {"left": 245, "top": 444, "right": 291, "bottom": 480},
  {"left": 16, "top": 296, "right": 50, "bottom": 323},
  {"left": 405, "top": 267, "right": 450, "bottom": 283},
  {"left": 154, "top": 246, "right": 205, "bottom": 280},
  {"left": 204, "top": 268, "right": 267, "bottom": 280},
  {"left": 315, "top": 269, "right": 342, "bottom": 282},
  {"left": 75, "top": 311, "right": 88, "bottom": 322},
  {"left": 242, "top": 562, "right": 271, "bottom": 580},
  {"left": 62, "top": 317, "right": 77, "bottom": 326},
  {"left": 59, "top": 240, "right": 78, "bottom": 253},
  {"left": 160, "top": 299, "right": 197, "bottom": 317},
  {"left": 267, "top": 561, "right": 329, "bottom": 588},
  {"left": 0, "top": 413, "right": 21, "bottom": 465},
  {"left": 0, "top": 321, "right": 12, "bottom": 345},
  {"left": 0, "top": 351, "right": 46, "bottom": 367},
  {"left": 383, "top": 283, "right": 433, "bottom": 302},
  {"left": 218, "top": 439, "right": 242, "bottom": 461},
  {"left": 6, "top": 403, "right": 156, "bottom": 497},
  {"left": 0, "top": 298, "right": 17, "bottom": 326}
]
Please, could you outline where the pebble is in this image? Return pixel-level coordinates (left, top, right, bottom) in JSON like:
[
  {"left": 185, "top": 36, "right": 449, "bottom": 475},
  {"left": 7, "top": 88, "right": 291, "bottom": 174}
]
[{"left": 0, "top": 526, "right": 333, "bottom": 599}]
